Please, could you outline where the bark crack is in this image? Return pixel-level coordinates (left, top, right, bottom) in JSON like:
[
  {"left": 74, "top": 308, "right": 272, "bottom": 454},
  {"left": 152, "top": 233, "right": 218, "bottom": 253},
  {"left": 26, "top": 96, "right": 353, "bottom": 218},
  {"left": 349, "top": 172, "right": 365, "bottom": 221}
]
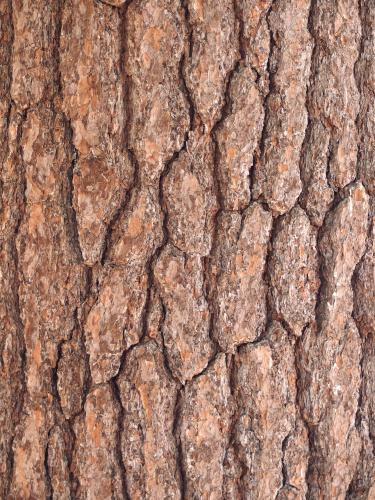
[
  {"left": 3, "top": 0, "right": 374, "bottom": 496},
  {"left": 250, "top": 0, "right": 276, "bottom": 208},
  {"left": 5, "top": 108, "right": 29, "bottom": 497}
]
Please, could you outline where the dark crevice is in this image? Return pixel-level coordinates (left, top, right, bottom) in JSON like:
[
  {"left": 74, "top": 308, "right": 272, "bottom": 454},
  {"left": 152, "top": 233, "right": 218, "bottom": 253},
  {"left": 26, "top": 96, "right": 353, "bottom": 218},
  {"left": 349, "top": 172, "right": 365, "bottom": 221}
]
[
  {"left": 353, "top": 11, "right": 372, "bottom": 427},
  {"left": 56, "top": 0, "right": 92, "bottom": 401},
  {"left": 139, "top": 120, "right": 194, "bottom": 383},
  {"left": 66, "top": 420, "right": 80, "bottom": 497},
  {"left": 280, "top": 433, "right": 289, "bottom": 488},
  {"left": 100, "top": 1, "right": 139, "bottom": 267},
  {"left": 298, "top": 0, "right": 320, "bottom": 223},
  {"left": 53, "top": 0, "right": 64, "bottom": 98},
  {"left": 202, "top": 251, "right": 222, "bottom": 356},
  {"left": 202, "top": 0, "right": 248, "bottom": 368},
  {"left": 306, "top": 178, "right": 362, "bottom": 498},
  {"left": 156, "top": 299, "right": 183, "bottom": 386},
  {"left": 53, "top": 5, "right": 94, "bottom": 495},
  {"left": 219, "top": 2, "right": 278, "bottom": 492},
  {"left": 100, "top": 148, "right": 140, "bottom": 266},
  {"left": 221, "top": 353, "right": 236, "bottom": 498},
  {"left": 233, "top": 0, "right": 246, "bottom": 63},
  {"left": 299, "top": 0, "right": 336, "bottom": 229},
  {"left": 181, "top": 0, "right": 194, "bottom": 60},
  {"left": 110, "top": 378, "right": 131, "bottom": 500},
  {"left": 3, "top": 0, "right": 372, "bottom": 498},
  {"left": 154, "top": 3, "right": 238, "bottom": 495},
  {"left": 232, "top": 0, "right": 256, "bottom": 204},
  {"left": 108, "top": 0, "right": 195, "bottom": 383},
  {"left": 314, "top": 180, "right": 360, "bottom": 331},
  {"left": 201, "top": 0, "right": 251, "bottom": 360},
  {"left": 116, "top": 0, "right": 201, "bottom": 393},
  {"left": 294, "top": 324, "right": 316, "bottom": 498},
  {"left": 189, "top": 352, "right": 221, "bottom": 382},
  {"left": 222, "top": 352, "right": 238, "bottom": 479},
  {"left": 117, "top": 45, "right": 201, "bottom": 495},
  {"left": 251, "top": 0, "right": 277, "bottom": 206},
  {"left": 297, "top": 113, "right": 314, "bottom": 220},
  {"left": 314, "top": 208, "right": 333, "bottom": 331},
  {"left": 105, "top": 3, "right": 194, "bottom": 497},
  {"left": 5, "top": 108, "right": 29, "bottom": 498},
  {"left": 308, "top": 0, "right": 334, "bottom": 195},
  {"left": 263, "top": 213, "right": 282, "bottom": 332},
  {"left": 233, "top": 334, "right": 268, "bottom": 354},
  {"left": 64, "top": 125, "right": 85, "bottom": 263},
  {"left": 353, "top": 0, "right": 366, "bottom": 185},
  {"left": 179, "top": 54, "right": 195, "bottom": 132},
  {"left": 279, "top": 430, "right": 306, "bottom": 495},
  {"left": 173, "top": 387, "right": 187, "bottom": 499},
  {"left": 98, "top": 0, "right": 124, "bottom": 8},
  {"left": 61, "top": 1, "right": 136, "bottom": 492},
  {"left": 72, "top": 268, "right": 95, "bottom": 420},
  {"left": 55, "top": 0, "right": 84, "bottom": 265},
  {"left": 349, "top": 190, "right": 374, "bottom": 495},
  {"left": 180, "top": 0, "right": 200, "bottom": 136},
  {"left": 53, "top": 310, "right": 79, "bottom": 418},
  {"left": 326, "top": 134, "right": 337, "bottom": 191},
  {"left": 2, "top": 4, "right": 23, "bottom": 496},
  {"left": 44, "top": 429, "right": 53, "bottom": 500}
]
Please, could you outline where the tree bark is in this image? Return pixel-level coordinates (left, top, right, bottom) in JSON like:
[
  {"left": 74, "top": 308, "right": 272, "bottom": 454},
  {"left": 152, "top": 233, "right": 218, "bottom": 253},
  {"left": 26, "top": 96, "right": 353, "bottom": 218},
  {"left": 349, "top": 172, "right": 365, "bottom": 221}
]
[{"left": 1, "top": 0, "right": 374, "bottom": 498}]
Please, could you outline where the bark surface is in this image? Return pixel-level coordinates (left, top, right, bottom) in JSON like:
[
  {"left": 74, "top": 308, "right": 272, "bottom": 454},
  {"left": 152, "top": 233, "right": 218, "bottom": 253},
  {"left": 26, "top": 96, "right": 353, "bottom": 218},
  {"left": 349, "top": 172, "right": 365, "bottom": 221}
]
[{"left": 1, "top": 0, "right": 375, "bottom": 498}]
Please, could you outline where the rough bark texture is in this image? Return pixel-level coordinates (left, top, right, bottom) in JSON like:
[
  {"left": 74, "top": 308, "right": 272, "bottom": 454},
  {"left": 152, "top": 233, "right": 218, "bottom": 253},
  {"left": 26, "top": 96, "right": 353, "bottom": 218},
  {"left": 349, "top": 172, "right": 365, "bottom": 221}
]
[{"left": 1, "top": 0, "right": 374, "bottom": 498}]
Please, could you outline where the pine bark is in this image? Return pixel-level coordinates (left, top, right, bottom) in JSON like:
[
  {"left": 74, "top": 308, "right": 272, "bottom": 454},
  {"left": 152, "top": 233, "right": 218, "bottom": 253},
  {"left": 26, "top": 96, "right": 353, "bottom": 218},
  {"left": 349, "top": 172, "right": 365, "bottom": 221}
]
[{"left": 1, "top": 0, "right": 375, "bottom": 498}]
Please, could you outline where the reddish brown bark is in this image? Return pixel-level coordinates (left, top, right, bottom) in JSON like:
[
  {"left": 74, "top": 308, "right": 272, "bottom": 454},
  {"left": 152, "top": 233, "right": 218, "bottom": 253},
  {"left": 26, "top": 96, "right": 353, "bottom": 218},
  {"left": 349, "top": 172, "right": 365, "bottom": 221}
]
[{"left": 1, "top": 0, "right": 375, "bottom": 498}]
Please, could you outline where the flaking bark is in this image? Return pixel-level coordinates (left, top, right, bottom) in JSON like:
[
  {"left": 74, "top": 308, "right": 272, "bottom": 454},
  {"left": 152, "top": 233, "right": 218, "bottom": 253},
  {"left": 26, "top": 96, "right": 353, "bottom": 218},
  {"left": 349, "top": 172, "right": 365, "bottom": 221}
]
[{"left": 1, "top": 0, "right": 374, "bottom": 498}]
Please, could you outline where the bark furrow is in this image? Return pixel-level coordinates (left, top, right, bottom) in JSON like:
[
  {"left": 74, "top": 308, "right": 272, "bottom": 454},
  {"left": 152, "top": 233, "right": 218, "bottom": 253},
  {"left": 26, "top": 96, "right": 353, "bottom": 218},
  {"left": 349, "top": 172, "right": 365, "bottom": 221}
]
[{"left": 0, "top": 1, "right": 374, "bottom": 499}]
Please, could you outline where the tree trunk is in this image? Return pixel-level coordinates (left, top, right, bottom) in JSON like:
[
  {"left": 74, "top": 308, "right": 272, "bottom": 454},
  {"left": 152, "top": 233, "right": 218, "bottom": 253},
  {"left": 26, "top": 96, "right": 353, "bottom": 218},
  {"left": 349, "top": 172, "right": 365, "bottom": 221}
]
[{"left": 1, "top": 0, "right": 374, "bottom": 498}]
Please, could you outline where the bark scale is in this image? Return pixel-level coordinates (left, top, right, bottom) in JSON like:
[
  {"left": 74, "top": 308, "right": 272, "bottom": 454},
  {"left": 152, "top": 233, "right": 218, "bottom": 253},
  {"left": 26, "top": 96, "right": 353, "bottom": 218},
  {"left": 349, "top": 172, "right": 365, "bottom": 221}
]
[{"left": 0, "top": 0, "right": 374, "bottom": 498}]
